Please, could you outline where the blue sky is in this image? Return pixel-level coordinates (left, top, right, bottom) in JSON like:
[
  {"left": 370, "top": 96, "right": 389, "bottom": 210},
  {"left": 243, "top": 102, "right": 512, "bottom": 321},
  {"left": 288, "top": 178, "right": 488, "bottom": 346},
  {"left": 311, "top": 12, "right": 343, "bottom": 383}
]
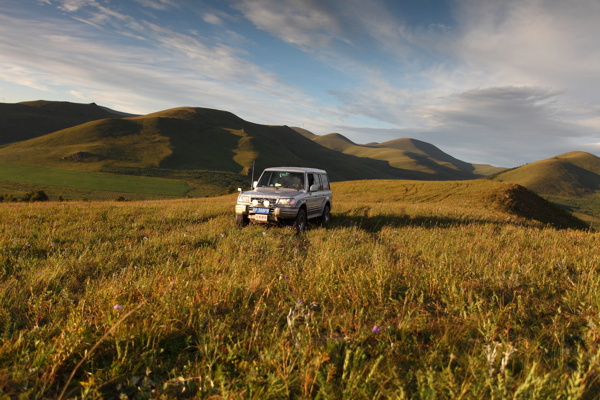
[{"left": 1, "top": 0, "right": 600, "bottom": 167}]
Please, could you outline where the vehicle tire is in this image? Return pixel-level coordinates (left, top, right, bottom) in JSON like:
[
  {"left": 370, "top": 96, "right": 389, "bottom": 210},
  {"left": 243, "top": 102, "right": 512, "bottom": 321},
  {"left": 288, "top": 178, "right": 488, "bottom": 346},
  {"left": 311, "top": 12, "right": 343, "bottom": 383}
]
[
  {"left": 320, "top": 204, "right": 331, "bottom": 226},
  {"left": 294, "top": 208, "right": 307, "bottom": 233},
  {"left": 236, "top": 214, "right": 249, "bottom": 227}
]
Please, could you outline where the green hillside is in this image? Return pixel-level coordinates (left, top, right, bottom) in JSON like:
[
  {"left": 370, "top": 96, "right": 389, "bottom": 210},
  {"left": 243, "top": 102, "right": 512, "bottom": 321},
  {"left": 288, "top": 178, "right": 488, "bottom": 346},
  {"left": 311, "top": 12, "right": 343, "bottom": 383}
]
[
  {"left": 494, "top": 151, "right": 600, "bottom": 197},
  {"left": 0, "top": 100, "right": 130, "bottom": 144},
  {"left": 2, "top": 99, "right": 596, "bottom": 221},
  {"left": 0, "top": 162, "right": 191, "bottom": 197},
  {"left": 492, "top": 151, "right": 600, "bottom": 223},
  {"left": 307, "top": 133, "right": 506, "bottom": 179},
  {"left": 0, "top": 106, "right": 472, "bottom": 183}
]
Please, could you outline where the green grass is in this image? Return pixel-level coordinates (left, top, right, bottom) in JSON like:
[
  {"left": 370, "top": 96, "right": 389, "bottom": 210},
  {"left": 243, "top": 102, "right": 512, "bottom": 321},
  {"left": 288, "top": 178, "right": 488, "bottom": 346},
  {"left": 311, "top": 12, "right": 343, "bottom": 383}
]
[
  {"left": 493, "top": 151, "right": 600, "bottom": 198},
  {"left": 545, "top": 195, "right": 600, "bottom": 229},
  {"left": 0, "top": 180, "right": 598, "bottom": 398},
  {"left": 0, "top": 162, "right": 191, "bottom": 196},
  {"left": 0, "top": 104, "right": 503, "bottom": 184}
]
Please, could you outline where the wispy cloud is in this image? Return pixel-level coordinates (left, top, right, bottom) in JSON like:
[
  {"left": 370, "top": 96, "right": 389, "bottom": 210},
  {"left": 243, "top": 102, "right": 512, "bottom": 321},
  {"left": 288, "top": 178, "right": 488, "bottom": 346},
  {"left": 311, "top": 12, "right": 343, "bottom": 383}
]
[
  {"left": 234, "top": 0, "right": 349, "bottom": 50},
  {"left": 0, "top": 4, "right": 317, "bottom": 122},
  {"left": 202, "top": 13, "right": 223, "bottom": 26},
  {"left": 132, "top": 0, "right": 179, "bottom": 11}
]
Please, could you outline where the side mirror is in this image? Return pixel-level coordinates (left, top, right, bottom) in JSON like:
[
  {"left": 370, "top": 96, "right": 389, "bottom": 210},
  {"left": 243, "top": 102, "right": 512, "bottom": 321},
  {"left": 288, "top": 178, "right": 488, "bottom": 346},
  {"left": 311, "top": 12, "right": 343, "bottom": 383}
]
[
  {"left": 237, "top": 188, "right": 242, "bottom": 192},
  {"left": 310, "top": 184, "right": 319, "bottom": 192},
  {"left": 253, "top": 181, "right": 258, "bottom": 189}
]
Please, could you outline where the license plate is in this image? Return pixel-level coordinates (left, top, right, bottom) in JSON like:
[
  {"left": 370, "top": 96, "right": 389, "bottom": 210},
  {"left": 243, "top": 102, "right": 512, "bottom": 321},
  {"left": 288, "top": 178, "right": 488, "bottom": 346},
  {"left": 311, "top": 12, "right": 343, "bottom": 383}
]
[
  {"left": 254, "top": 214, "right": 268, "bottom": 221},
  {"left": 254, "top": 207, "right": 269, "bottom": 214}
]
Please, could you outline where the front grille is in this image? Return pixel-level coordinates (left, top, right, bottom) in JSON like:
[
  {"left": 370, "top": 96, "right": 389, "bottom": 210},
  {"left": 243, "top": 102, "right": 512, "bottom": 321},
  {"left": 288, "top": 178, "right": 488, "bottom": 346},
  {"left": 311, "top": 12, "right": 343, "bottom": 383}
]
[{"left": 251, "top": 197, "right": 276, "bottom": 206}]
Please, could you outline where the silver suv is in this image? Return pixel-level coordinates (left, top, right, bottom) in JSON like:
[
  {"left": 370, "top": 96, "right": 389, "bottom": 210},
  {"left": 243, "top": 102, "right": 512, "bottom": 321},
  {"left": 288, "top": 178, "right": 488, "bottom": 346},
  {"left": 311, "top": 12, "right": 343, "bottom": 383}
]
[{"left": 235, "top": 167, "right": 332, "bottom": 231}]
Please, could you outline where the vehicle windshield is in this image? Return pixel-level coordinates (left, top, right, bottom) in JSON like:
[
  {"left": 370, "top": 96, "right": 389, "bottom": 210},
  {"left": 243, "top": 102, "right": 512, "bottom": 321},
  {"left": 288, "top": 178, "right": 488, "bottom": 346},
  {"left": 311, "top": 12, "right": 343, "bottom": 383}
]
[{"left": 257, "top": 171, "right": 304, "bottom": 190}]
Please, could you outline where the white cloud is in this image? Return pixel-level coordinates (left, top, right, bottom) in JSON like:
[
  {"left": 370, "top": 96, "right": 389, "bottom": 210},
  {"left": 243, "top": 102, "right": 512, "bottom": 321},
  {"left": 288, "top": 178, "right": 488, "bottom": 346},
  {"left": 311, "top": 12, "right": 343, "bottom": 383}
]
[
  {"left": 56, "top": 0, "right": 94, "bottom": 13},
  {"left": 132, "top": 0, "right": 179, "bottom": 11},
  {"left": 454, "top": 0, "right": 600, "bottom": 97},
  {"left": 234, "top": 0, "right": 348, "bottom": 50},
  {"left": 0, "top": 64, "right": 50, "bottom": 91},
  {"left": 202, "top": 13, "right": 223, "bottom": 26},
  {"left": 0, "top": 7, "right": 317, "bottom": 122}
]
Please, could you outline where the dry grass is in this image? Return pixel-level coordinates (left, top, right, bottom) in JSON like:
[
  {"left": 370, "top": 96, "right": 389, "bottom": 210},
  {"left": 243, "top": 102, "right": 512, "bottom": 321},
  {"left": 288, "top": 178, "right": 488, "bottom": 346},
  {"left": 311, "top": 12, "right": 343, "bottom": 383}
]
[{"left": 0, "top": 180, "right": 598, "bottom": 398}]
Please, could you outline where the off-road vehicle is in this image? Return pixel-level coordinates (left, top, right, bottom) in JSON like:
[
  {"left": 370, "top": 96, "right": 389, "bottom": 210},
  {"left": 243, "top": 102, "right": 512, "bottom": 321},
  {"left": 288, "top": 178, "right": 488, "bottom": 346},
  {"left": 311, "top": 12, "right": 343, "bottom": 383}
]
[{"left": 235, "top": 167, "right": 332, "bottom": 231}]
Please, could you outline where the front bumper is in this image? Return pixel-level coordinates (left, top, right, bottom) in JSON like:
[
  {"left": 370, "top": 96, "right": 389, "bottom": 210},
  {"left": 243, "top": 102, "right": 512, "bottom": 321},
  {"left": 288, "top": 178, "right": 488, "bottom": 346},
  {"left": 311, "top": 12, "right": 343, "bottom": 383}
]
[{"left": 235, "top": 204, "right": 299, "bottom": 222}]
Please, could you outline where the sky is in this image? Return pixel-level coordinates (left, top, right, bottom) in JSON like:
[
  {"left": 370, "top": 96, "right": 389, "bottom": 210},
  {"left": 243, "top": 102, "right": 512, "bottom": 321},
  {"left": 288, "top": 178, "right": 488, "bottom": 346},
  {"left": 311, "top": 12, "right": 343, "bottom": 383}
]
[{"left": 1, "top": 0, "right": 600, "bottom": 167}]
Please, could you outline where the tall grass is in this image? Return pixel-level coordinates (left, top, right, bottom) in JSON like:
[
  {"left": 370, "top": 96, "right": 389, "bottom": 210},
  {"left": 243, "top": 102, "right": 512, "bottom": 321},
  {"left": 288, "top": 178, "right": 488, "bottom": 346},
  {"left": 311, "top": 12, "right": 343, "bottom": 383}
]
[{"left": 0, "top": 181, "right": 598, "bottom": 398}]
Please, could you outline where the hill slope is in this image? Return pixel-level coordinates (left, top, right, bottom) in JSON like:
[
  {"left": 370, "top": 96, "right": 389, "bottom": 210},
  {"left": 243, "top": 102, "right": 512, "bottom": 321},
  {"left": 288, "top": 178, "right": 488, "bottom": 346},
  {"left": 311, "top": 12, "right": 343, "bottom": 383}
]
[
  {"left": 0, "top": 100, "right": 132, "bottom": 144},
  {"left": 0, "top": 106, "right": 478, "bottom": 182},
  {"left": 299, "top": 131, "right": 506, "bottom": 179},
  {"left": 333, "top": 179, "right": 588, "bottom": 230},
  {"left": 493, "top": 151, "right": 600, "bottom": 197},
  {"left": 0, "top": 100, "right": 508, "bottom": 183}
]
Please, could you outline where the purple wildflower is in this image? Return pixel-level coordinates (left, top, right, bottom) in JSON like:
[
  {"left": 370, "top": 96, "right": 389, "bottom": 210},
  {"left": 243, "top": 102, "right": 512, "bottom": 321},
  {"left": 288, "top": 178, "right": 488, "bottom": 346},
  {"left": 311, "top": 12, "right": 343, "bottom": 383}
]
[
  {"left": 372, "top": 325, "right": 381, "bottom": 334},
  {"left": 113, "top": 304, "right": 123, "bottom": 311}
]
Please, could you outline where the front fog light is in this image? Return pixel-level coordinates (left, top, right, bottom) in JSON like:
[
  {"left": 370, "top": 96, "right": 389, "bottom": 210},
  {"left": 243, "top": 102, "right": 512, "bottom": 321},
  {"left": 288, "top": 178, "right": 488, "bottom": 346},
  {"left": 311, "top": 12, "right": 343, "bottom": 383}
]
[{"left": 263, "top": 200, "right": 270, "bottom": 207}]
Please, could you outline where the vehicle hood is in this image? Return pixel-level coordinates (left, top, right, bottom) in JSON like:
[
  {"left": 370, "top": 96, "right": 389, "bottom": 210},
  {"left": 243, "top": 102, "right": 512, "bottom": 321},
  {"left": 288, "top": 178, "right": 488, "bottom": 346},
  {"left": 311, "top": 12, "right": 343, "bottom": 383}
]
[{"left": 242, "top": 187, "right": 304, "bottom": 197}]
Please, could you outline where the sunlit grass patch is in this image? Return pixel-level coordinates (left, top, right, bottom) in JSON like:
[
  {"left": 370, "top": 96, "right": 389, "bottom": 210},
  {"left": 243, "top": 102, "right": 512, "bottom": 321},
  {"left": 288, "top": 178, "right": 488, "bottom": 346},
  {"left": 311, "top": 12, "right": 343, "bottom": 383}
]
[{"left": 0, "top": 188, "right": 598, "bottom": 398}]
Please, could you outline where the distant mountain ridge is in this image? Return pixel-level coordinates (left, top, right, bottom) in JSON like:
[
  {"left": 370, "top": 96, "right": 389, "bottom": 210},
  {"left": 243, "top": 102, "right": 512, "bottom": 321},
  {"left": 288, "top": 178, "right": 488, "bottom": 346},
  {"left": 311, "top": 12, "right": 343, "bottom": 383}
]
[
  {"left": 1, "top": 100, "right": 598, "bottom": 201},
  {"left": 297, "top": 131, "right": 505, "bottom": 179},
  {"left": 1, "top": 100, "right": 600, "bottom": 224},
  {"left": 0, "top": 100, "right": 502, "bottom": 182},
  {"left": 0, "top": 100, "right": 133, "bottom": 144}
]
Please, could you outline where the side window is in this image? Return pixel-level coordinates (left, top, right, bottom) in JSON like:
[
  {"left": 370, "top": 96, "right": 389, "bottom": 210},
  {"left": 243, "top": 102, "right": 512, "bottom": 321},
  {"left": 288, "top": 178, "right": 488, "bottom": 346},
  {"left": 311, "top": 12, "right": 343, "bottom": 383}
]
[
  {"left": 320, "top": 174, "right": 330, "bottom": 190},
  {"left": 316, "top": 174, "right": 323, "bottom": 190},
  {"left": 310, "top": 174, "right": 322, "bottom": 190}
]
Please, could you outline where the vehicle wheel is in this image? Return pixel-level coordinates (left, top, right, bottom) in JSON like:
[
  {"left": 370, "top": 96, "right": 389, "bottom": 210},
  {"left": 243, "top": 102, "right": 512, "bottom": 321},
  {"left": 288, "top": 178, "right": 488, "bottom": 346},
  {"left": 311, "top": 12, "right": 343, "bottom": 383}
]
[
  {"left": 236, "top": 214, "right": 249, "bottom": 227},
  {"left": 320, "top": 204, "right": 331, "bottom": 226},
  {"left": 294, "top": 208, "right": 307, "bottom": 233}
]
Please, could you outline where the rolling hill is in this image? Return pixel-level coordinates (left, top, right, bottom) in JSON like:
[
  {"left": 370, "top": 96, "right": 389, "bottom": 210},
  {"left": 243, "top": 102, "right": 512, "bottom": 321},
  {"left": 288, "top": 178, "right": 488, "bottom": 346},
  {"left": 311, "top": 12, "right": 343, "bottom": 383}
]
[
  {"left": 332, "top": 179, "right": 588, "bottom": 230},
  {"left": 492, "top": 151, "right": 600, "bottom": 224},
  {"left": 0, "top": 99, "right": 596, "bottom": 226},
  {"left": 0, "top": 105, "right": 491, "bottom": 183},
  {"left": 0, "top": 100, "right": 133, "bottom": 144},
  {"left": 493, "top": 151, "right": 600, "bottom": 197},
  {"left": 295, "top": 129, "right": 506, "bottom": 179}
]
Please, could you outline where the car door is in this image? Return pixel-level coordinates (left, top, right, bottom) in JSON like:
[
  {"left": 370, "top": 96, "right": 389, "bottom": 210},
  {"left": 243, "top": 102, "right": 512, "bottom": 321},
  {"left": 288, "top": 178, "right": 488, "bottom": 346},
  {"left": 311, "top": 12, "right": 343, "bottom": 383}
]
[{"left": 306, "top": 173, "right": 325, "bottom": 218}]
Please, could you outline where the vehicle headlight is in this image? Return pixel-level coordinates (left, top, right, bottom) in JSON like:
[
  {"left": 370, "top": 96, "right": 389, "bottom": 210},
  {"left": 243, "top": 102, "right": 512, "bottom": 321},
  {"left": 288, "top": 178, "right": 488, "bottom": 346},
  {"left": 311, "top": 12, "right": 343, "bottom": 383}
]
[
  {"left": 238, "top": 195, "right": 251, "bottom": 203},
  {"left": 277, "top": 198, "right": 296, "bottom": 205},
  {"left": 252, "top": 199, "right": 259, "bottom": 206},
  {"left": 263, "top": 200, "right": 270, "bottom": 207}
]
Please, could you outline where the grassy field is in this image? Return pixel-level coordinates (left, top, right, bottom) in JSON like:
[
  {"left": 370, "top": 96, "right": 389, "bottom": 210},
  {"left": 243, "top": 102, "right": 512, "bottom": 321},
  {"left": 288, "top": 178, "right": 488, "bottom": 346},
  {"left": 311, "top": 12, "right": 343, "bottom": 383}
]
[
  {"left": 0, "top": 163, "right": 191, "bottom": 197},
  {"left": 0, "top": 180, "right": 598, "bottom": 398}
]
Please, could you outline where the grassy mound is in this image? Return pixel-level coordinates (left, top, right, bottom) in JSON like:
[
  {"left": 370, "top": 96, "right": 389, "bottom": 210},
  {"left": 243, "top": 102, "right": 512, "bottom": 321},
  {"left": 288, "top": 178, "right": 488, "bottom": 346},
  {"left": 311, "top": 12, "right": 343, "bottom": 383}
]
[
  {"left": 333, "top": 179, "right": 587, "bottom": 230},
  {"left": 494, "top": 151, "right": 600, "bottom": 197}
]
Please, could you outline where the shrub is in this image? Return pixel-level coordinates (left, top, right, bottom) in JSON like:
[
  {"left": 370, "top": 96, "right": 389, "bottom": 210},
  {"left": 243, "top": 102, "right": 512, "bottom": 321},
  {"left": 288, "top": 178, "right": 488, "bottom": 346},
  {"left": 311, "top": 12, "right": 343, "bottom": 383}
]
[{"left": 23, "top": 190, "right": 49, "bottom": 202}]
